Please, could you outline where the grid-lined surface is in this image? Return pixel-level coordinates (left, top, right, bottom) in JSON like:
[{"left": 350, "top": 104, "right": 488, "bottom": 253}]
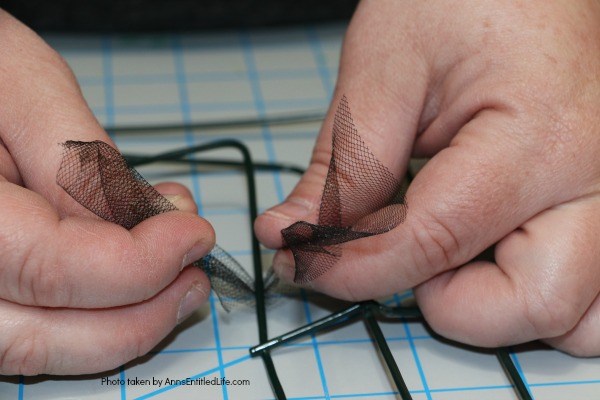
[{"left": 0, "top": 25, "right": 599, "bottom": 400}]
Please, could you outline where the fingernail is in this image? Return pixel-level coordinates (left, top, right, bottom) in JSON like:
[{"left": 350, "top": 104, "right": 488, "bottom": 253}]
[
  {"left": 263, "top": 197, "right": 314, "bottom": 222},
  {"left": 164, "top": 194, "right": 182, "bottom": 207},
  {"left": 177, "top": 282, "right": 207, "bottom": 324},
  {"left": 272, "top": 251, "right": 296, "bottom": 283},
  {"left": 182, "top": 241, "right": 212, "bottom": 270},
  {"left": 164, "top": 194, "right": 196, "bottom": 213}
]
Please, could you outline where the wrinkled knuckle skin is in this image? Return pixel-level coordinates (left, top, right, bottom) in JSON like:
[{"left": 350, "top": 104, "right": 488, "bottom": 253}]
[
  {"left": 133, "top": 330, "right": 152, "bottom": 360},
  {"left": 20, "top": 253, "right": 71, "bottom": 307},
  {"left": 125, "top": 324, "right": 162, "bottom": 366},
  {"left": 523, "top": 288, "right": 580, "bottom": 339},
  {"left": 410, "top": 215, "right": 460, "bottom": 277},
  {"left": 0, "top": 332, "right": 49, "bottom": 375}
]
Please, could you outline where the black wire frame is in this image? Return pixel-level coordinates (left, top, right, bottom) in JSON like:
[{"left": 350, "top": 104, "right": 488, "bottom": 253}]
[{"left": 122, "top": 136, "right": 534, "bottom": 400}]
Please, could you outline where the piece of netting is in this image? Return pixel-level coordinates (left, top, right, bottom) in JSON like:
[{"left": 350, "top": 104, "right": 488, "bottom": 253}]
[
  {"left": 53, "top": 102, "right": 531, "bottom": 400},
  {"left": 57, "top": 141, "right": 178, "bottom": 228},
  {"left": 56, "top": 140, "right": 275, "bottom": 311},
  {"left": 55, "top": 95, "right": 406, "bottom": 307},
  {"left": 281, "top": 95, "right": 408, "bottom": 283}
]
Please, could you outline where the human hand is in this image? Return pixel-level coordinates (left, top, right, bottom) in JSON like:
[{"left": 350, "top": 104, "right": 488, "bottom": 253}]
[
  {"left": 0, "top": 10, "right": 215, "bottom": 375},
  {"left": 255, "top": 0, "right": 600, "bottom": 356}
]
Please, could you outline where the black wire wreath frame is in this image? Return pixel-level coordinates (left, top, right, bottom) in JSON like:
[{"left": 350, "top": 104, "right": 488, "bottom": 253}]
[{"left": 115, "top": 112, "right": 533, "bottom": 400}]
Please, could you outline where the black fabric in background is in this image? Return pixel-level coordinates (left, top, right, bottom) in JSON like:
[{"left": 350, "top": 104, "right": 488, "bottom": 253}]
[{"left": 1, "top": 0, "right": 359, "bottom": 32}]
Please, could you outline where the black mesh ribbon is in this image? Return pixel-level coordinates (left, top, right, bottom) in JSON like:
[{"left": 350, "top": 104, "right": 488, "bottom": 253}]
[
  {"left": 282, "top": 95, "right": 407, "bottom": 283},
  {"left": 55, "top": 95, "right": 406, "bottom": 308},
  {"left": 56, "top": 140, "right": 273, "bottom": 311}
]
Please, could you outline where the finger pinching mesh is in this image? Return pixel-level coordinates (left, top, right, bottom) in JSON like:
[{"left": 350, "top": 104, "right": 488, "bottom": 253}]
[
  {"left": 56, "top": 140, "right": 267, "bottom": 311},
  {"left": 57, "top": 140, "right": 178, "bottom": 229},
  {"left": 282, "top": 95, "right": 408, "bottom": 283},
  {"left": 55, "top": 95, "right": 406, "bottom": 305}
]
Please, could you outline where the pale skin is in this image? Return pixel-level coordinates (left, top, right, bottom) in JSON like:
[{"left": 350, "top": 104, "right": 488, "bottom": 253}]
[
  {"left": 1, "top": 0, "right": 599, "bottom": 376},
  {"left": 256, "top": 0, "right": 600, "bottom": 357}
]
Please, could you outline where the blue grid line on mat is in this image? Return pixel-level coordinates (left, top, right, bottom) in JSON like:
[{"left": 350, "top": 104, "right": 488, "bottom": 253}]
[
  {"left": 1, "top": 23, "right": 597, "bottom": 400},
  {"left": 510, "top": 348, "right": 533, "bottom": 398},
  {"left": 172, "top": 33, "right": 229, "bottom": 400},
  {"left": 77, "top": 67, "right": 322, "bottom": 87},
  {"left": 119, "top": 366, "right": 127, "bottom": 400},
  {"left": 306, "top": 25, "right": 334, "bottom": 97},
  {"left": 394, "top": 294, "right": 432, "bottom": 399},
  {"left": 150, "top": 335, "right": 435, "bottom": 356},
  {"left": 239, "top": 30, "right": 285, "bottom": 201},
  {"left": 240, "top": 28, "right": 332, "bottom": 400},
  {"left": 17, "top": 376, "right": 23, "bottom": 400},
  {"left": 91, "top": 97, "right": 327, "bottom": 118},
  {"left": 134, "top": 355, "right": 251, "bottom": 400}
]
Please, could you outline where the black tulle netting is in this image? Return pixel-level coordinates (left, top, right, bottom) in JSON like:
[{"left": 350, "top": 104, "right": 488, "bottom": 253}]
[
  {"left": 55, "top": 95, "right": 406, "bottom": 308},
  {"left": 56, "top": 140, "right": 277, "bottom": 311},
  {"left": 281, "top": 95, "right": 407, "bottom": 283}
]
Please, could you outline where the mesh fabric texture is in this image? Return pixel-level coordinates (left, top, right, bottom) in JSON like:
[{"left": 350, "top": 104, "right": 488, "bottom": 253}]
[
  {"left": 281, "top": 95, "right": 407, "bottom": 283},
  {"left": 55, "top": 95, "right": 407, "bottom": 307},
  {"left": 56, "top": 140, "right": 268, "bottom": 311}
]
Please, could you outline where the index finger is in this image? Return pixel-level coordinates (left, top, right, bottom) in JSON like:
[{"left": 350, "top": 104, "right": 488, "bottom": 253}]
[
  {"left": 0, "top": 181, "right": 215, "bottom": 308},
  {"left": 0, "top": 10, "right": 115, "bottom": 216}
]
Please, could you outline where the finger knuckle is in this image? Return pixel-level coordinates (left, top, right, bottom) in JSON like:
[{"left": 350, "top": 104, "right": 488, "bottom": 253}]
[
  {"left": 127, "top": 322, "right": 158, "bottom": 361},
  {"left": 20, "top": 245, "right": 70, "bottom": 307},
  {"left": 309, "top": 146, "right": 334, "bottom": 174},
  {"left": 409, "top": 214, "right": 461, "bottom": 276},
  {"left": 37, "top": 46, "right": 79, "bottom": 86},
  {"left": 0, "top": 331, "right": 48, "bottom": 375},
  {"left": 130, "top": 239, "right": 173, "bottom": 302},
  {"left": 522, "top": 286, "right": 580, "bottom": 338}
]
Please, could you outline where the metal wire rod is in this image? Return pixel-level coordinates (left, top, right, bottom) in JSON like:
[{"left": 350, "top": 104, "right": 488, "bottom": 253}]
[
  {"left": 105, "top": 110, "right": 325, "bottom": 134},
  {"left": 363, "top": 304, "right": 412, "bottom": 400},
  {"left": 496, "top": 348, "right": 534, "bottom": 400},
  {"left": 123, "top": 140, "right": 532, "bottom": 400},
  {"left": 126, "top": 139, "right": 287, "bottom": 399},
  {"left": 124, "top": 154, "right": 306, "bottom": 175},
  {"left": 250, "top": 302, "right": 364, "bottom": 356}
]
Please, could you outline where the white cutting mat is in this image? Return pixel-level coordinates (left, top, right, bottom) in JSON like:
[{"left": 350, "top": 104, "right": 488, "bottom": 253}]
[{"left": 0, "top": 24, "right": 598, "bottom": 400}]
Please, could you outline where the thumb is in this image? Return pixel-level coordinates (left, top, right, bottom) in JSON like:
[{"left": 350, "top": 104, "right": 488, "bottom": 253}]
[
  {"left": 254, "top": 89, "right": 421, "bottom": 246},
  {"left": 255, "top": 3, "right": 429, "bottom": 249}
]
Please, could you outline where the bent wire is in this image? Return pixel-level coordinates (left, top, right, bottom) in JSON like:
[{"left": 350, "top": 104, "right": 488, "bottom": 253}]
[
  {"left": 54, "top": 104, "right": 533, "bottom": 400},
  {"left": 124, "top": 142, "right": 533, "bottom": 400},
  {"left": 280, "top": 95, "right": 408, "bottom": 284}
]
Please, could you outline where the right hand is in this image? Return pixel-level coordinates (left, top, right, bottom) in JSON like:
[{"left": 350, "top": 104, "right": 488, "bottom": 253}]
[{"left": 256, "top": 0, "right": 600, "bottom": 356}]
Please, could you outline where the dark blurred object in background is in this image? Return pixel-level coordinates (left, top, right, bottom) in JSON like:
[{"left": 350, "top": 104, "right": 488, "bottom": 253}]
[{"left": 1, "top": 0, "right": 359, "bottom": 32}]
